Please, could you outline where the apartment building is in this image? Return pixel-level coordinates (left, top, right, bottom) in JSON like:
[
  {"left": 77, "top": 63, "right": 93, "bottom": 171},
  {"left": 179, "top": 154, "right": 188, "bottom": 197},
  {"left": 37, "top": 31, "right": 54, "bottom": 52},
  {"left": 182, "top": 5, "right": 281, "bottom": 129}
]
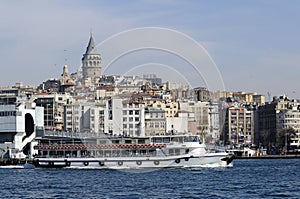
[
  {"left": 34, "top": 93, "right": 71, "bottom": 131},
  {"left": 144, "top": 107, "right": 166, "bottom": 136},
  {"left": 225, "top": 105, "right": 254, "bottom": 145}
]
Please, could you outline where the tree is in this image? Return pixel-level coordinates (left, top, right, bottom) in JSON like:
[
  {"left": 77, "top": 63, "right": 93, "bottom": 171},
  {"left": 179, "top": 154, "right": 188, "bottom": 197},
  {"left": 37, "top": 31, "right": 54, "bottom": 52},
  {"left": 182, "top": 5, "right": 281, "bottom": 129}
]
[{"left": 277, "top": 127, "right": 296, "bottom": 153}]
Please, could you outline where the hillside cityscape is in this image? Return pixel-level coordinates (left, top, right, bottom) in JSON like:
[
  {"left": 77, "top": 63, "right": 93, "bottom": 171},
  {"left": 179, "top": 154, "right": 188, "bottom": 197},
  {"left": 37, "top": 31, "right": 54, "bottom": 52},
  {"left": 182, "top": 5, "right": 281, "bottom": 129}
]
[{"left": 0, "top": 34, "right": 299, "bottom": 158}]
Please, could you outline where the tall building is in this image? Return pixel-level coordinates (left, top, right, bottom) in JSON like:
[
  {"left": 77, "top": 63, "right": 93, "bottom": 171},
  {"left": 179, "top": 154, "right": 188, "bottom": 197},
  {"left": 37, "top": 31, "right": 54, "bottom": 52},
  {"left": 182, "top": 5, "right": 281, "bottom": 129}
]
[
  {"left": 34, "top": 93, "right": 71, "bottom": 131},
  {"left": 82, "top": 33, "right": 101, "bottom": 83},
  {"left": 0, "top": 102, "right": 44, "bottom": 158},
  {"left": 277, "top": 104, "right": 300, "bottom": 152},
  {"left": 179, "top": 101, "right": 210, "bottom": 137},
  {"left": 224, "top": 105, "right": 254, "bottom": 146},
  {"left": 256, "top": 95, "right": 290, "bottom": 147},
  {"left": 145, "top": 107, "right": 166, "bottom": 136}
]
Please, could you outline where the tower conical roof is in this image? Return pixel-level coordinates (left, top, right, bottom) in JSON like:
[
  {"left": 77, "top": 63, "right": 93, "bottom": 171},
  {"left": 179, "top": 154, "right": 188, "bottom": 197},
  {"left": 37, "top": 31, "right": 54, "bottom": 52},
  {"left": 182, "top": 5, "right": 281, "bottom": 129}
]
[{"left": 85, "top": 33, "right": 98, "bottom": 54}]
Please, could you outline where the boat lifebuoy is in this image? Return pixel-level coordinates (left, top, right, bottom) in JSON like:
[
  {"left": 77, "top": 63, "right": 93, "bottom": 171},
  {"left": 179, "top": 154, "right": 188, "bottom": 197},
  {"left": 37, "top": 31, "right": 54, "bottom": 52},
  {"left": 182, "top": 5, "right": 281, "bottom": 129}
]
[
  {"left": 136, "top": 161, "right": 142, "bottom": 166},
  {"left": 83, "top": 161, "right": 89, "bottom": 166},
  {"left": 175, "top": 159, "right": 180, "bottom": 164},
  {"left": 154, "top": 160, "right": 159, "bottom": 165},
  {"left": 99, "top": 161, "right": 105, "bottom": 166},
  {"left": 65, "top": 161, "right": 71, "bottom": 166},
  {"left": 118, "top": 161, "right": 123, "bottom": 166},
  {"left": 185, "top": 158, "right": 189, "bottom": 161}
]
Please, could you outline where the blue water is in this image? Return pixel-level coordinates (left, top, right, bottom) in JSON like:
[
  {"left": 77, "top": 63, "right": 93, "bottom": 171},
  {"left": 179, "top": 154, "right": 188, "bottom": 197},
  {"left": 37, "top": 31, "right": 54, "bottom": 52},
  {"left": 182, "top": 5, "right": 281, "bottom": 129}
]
[{"left": 0, "top": 159, "right": 300, "bottom": 199}]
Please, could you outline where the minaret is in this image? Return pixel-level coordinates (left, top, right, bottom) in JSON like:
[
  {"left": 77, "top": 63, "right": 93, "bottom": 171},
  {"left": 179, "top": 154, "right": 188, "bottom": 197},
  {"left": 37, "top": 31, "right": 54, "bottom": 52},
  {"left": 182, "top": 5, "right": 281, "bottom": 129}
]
[{"left": 81, "top": 32, "right": 101, "bottom": 83}]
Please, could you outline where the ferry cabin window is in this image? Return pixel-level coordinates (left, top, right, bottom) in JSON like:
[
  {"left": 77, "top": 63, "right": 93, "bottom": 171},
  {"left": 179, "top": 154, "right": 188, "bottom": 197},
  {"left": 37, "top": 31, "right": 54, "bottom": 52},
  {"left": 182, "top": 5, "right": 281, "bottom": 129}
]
[
  {"left": 152, "top": 137, "right": 162, "bottom": 143},
  {"left": 184, "top": 136, "right": 200, "bottom": 142},
  {"left": 125, "top": 140, "right": 132, "bottom": 144},
  {"left": 112, "top": 140, "right": 119, "bottom": 144},
  {"left": 170, "top": 137, "right": 184, "bottom": 143},
  {"left": 138, "top": 139, "right": 145, "bottom": 144},
  {"left": 152, "top": 137, "right": 170, "bottom": 143},
  {"left": 163, "top": 137, "right": 170, "bottom": 143}
]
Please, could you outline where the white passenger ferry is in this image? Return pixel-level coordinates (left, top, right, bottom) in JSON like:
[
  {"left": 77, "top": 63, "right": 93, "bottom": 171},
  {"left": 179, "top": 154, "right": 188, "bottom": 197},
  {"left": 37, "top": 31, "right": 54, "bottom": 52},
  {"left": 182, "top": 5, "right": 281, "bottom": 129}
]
[{"left": 33, "top": 134, "right": 234, "bottom": 169}]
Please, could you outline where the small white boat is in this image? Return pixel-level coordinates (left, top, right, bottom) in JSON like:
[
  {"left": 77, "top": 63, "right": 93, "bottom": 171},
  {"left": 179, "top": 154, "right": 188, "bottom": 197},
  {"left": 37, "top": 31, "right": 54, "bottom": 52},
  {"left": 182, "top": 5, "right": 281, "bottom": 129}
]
[{"left": 33, "top": 134, "right": 234, "bottom": 169}]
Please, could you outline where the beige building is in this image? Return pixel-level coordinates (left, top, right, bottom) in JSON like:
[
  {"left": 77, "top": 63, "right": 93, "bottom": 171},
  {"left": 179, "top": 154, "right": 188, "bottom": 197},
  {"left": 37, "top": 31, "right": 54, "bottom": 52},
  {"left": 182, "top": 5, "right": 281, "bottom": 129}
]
[
  {"left": 215, "top": 91, "right": 265, "bottom": 105},
  {"left": 144, "top": 107, "right": 166, "bottom": 136},
  {"left": 150, "top": 100, "right": 179, "bottom": 118},
  {"left": 179, "top": 101, "right": 210, "bottom": 137},
  {"left": 225, "top": 105, "right": 254, "bottom": 145}
]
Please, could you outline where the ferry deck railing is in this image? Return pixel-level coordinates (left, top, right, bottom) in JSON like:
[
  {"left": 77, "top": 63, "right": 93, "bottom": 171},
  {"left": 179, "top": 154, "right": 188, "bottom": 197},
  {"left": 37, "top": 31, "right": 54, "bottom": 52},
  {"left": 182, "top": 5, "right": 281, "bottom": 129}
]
[{"left": 43, "top": 130, "right": 112, "bottom": 139}]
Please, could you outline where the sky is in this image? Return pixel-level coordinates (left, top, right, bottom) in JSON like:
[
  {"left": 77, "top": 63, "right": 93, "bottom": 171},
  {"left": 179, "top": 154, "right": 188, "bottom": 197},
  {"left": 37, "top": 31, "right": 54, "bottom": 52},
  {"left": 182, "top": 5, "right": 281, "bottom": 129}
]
[{"left": 0, "top": 0, "right": 299, "bottom": 99}]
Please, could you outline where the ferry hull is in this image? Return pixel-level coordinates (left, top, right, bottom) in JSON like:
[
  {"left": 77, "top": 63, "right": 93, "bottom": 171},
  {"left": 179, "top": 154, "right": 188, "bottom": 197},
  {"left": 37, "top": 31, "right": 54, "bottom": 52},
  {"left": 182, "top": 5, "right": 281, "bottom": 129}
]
[{"left": 34, "top": 154, "right": 233, "bottom": 169}]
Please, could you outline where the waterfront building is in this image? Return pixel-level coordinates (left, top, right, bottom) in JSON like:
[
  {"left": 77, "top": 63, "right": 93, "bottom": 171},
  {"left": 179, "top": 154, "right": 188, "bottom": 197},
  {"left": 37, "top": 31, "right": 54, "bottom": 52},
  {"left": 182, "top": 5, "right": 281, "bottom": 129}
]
[
  {"left": 256, "top": 95, "right": 292, "bottom": 148},
  {"left": 275, "top": 99, "right": 300, "bottom": 152},
  {"left": 209, "top": 101, "right": 220, "bottom": 142},
  {"left": 0, "top": 101, "right": 44, "bottom": 158},
  {"left": 224, "top": 104, "right": 255, "bottom": 146}
]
